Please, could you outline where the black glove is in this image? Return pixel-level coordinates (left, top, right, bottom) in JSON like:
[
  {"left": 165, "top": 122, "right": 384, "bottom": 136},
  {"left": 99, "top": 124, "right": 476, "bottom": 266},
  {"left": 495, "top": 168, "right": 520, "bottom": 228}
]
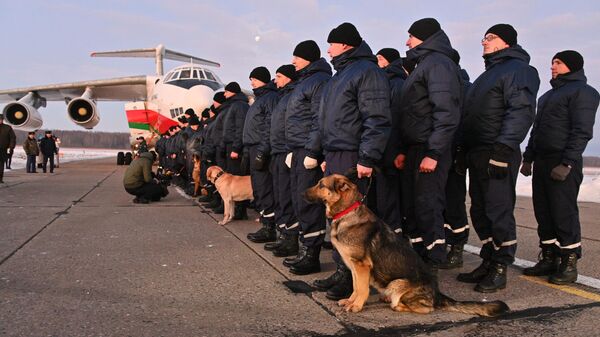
[
  {"left": 550, "top": 164, "right": 571, "bottom": 181},
  {"left": 453, "top": 146, "right": 467, "bottom": 176},
  {"left": 520, "top": 162, "right": 532, "bottom": 177},
  {"left": 8, "top": 148, "right": 14, "bottom": 155},
  {"left": 488, "top": 143, "right": 513, "bottom": 179},
  {"left": 240, "top": 151, "right": 249, "bottom": 174},
  {"left": 252, "top": 152, "right": 267, "bottom": 171}
]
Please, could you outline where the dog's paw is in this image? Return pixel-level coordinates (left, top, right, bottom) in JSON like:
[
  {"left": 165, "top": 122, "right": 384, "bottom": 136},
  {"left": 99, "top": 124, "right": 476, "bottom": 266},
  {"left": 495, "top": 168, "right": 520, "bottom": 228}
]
[
  {"left": 217, "top": 220, "right": 228, "bottom": 226},
  {"left": 379, "top": 295, "right": 391, "bottom": 303},
  {"left": 338, "top": 298, "right": 353, "bottom": 307},
  {"left": 344, "top": 303, "right": 364, "bottom": 313}
]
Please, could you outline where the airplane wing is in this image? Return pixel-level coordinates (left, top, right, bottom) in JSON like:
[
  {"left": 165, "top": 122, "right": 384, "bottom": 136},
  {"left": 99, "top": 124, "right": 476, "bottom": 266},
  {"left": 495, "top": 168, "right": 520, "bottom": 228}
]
[{"left": 0, "top": 76, "right": 149, "bottom": 103}]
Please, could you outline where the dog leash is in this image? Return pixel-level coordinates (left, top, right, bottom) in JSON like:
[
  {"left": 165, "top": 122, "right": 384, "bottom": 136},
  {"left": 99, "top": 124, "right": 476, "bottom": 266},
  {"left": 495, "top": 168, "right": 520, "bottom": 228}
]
[{"left": 360, "top": 175, "right": 373, "bottom": 204}]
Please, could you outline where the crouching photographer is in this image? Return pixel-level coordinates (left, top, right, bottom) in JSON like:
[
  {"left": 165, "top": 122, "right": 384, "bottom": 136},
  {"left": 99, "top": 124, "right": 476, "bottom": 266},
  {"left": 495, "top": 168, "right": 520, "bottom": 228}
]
[{"left": 123, "top": 151, "right": 169, "bottom": 204}]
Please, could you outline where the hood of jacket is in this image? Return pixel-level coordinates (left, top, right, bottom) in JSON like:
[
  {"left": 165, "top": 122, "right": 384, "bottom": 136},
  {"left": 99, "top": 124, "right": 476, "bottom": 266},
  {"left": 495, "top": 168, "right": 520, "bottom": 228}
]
[
  {"left": 252, "top": 81, "right": 277, "bottom": 97},
  {"left": 550, "top": 69, "right": 587, "bottom": 89},
  {"left": 384, "top": 58, "right": 407, "bottom": 80},
  {"left": 483, "top": 44, "right": 531, "bottom": 69},
  {"left": 298, "top": 57, "right": 333, "bottom": 80},
  {"left": 406, "top": 30, "right": 455, "bottom": 64},
  {"left": 331, "top": 40, "right": 378, "bottom": 72}
]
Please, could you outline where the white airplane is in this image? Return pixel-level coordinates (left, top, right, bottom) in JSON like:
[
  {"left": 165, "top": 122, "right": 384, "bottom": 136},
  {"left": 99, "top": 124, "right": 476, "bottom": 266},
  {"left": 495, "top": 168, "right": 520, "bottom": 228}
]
[{"left": 0, "top": 44, "right": 223, "bottom": 145}]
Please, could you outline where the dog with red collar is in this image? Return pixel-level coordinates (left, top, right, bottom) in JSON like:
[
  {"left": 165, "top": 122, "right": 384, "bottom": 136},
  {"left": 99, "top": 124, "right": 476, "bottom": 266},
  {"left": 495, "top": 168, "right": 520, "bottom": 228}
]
[{"left": 304, "top": 173, "right": 508, "bottom": 316}]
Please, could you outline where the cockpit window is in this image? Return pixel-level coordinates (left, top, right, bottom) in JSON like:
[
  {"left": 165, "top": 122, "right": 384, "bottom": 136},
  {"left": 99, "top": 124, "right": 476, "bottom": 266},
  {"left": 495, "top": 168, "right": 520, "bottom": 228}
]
[
  {"left": 164, "top": 71, "right": 175, "bottom": 82},
  {"left": 204, "top": 71, "right": 216, "bottom": 81},
  {"left": 180, "top": 70, "right": 191, "bottom": 79}
]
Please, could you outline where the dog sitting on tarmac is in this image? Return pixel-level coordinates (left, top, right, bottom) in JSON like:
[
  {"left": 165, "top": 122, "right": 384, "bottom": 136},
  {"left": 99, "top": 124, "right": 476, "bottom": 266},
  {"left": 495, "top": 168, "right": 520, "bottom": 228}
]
[
  {"left": 206, "top": 166, "right": 253, "bottom": 225},
  {"left": 304, "top": 173, "right": 509, "bottom": 317}
]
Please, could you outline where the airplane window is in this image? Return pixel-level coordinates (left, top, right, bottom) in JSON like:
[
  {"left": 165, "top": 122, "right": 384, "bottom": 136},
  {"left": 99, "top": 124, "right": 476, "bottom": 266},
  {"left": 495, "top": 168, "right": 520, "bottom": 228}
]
[
  {"left": 204, "top": 71, "right": 216, "bottom": 81},
  {"left": 171, "top": 71, "right": 180, "bottom": 81},
  {"left": 197, "top": 70, "right": 206, "bottom": 79},
  {"left": 193, "top": 70, "right": 199, "bottom": 79},
  {"left": 180, "top": 70, "right": 191, "bottom": 79},
  {"left": 164, "top": 72, "right": 174, "bottom": 82}
]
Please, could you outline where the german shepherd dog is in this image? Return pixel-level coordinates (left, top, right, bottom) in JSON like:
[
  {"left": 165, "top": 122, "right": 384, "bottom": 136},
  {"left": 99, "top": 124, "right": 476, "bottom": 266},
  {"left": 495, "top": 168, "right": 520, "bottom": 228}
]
[{"left": 304, "top": 173, "right": 509, "bottom": 317}]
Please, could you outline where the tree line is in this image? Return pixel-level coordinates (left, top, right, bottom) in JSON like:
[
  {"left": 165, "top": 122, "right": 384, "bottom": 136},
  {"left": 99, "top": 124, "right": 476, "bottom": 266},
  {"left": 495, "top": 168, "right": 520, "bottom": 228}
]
[{"left": 14, "top": 130, "right": 130, "bottom": 149}]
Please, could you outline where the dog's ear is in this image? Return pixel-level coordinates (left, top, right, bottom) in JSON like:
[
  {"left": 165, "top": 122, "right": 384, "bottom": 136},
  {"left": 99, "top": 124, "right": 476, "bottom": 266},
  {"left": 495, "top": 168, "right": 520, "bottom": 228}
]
[{"left": 334, "top": 177, "right": 352, "bottom": 193}]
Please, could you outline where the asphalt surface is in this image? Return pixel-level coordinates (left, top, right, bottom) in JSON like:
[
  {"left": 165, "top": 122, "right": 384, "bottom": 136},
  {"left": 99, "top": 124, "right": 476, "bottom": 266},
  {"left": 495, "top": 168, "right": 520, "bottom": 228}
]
[{"left": 1, "top": 158, "right": 600, "bottom": 336}]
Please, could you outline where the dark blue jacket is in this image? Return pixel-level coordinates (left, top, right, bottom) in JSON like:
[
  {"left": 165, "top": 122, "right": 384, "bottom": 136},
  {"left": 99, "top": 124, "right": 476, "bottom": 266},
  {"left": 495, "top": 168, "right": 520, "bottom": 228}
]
[
  {"left": 382, "top": 58, "right": 407, "bottom": 169},
  {"left": 271, "top": 81, "right": 296, "bottom": 155},
  {"left": 204, "top": 106, "right": 225, "bottom": 158},
  {"left": 319, "top": 41, "right": 391, "bottom": 167},
  {"left": 398, "top": 30, "right": 462, "bottom": 160},
  {"left": 462, "top": 45, "right": 540, "bottom": 151},
  {"left": 243, "top": 81, "right": 279, "bottom": 155},
  {"left": 523, "top": 69, "right": 599, "bottom": 166},
  {"left": 40, "top": 136, "right": 57, "bottom": 156},
  {"left": 222, "top": 93, "right": 249, "bottom": 153},
  {"left": 155, "top": 136, "right": 167, "bottom": 157},
  {"left": 285, "top": 58, "right": 332, "bottom": 156}
]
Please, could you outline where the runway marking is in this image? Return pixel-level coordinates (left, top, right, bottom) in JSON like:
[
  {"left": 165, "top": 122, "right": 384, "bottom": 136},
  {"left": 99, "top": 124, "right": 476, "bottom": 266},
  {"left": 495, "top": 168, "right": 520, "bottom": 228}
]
[
  {"left": 464, "top": 244, "right": 600, "bottom": 292},
  {"left": 521, "top": 276, "right": 600, "bottom": 302}
]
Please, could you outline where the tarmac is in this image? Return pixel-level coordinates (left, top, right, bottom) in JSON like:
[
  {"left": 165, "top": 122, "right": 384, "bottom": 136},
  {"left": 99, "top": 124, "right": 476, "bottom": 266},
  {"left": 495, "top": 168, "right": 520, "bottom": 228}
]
[{"left": 1, "top": 158, "right": 600, "bottom": 336}]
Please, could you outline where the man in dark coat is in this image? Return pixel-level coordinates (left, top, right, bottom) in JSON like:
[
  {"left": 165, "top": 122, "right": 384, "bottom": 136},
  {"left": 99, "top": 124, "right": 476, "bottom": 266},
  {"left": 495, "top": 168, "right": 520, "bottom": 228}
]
[
  {"left": 458, "top": 24, "right": 540, "bottom": 293},
  {"left": 154, "top": 132, "right": 169, "bottom": 168},
  {"left": 23, "top": 131, "right": 40, "bottom": 173},
  {"left": 199, "top": 93, "right": 227, "bottom": 209},
  {"left": 40, "top": 131, "right": 58, "bottom": 173},
  {"left": 313, "top": 22, "right": 391, "bottom": 300},
  {"left": 521, "top": 50, "right": 599, "bottom": 285},
  {"left": 282, "top": 40, "right": 332, "bottom": 276},
  {"left": 440, "top": 49, "right": 473, "bottom": 270},
  {"left": 123, "top": 152, "right": 168, "bottom": 203},
  {"left": 221, "top": 81, "right": 250, "bottom": 219},
  {"left": 0, "top": 114, "right": 16, "bottom": 183},
  {"left": 375, "top": 47, "right": 406, "bottom": 236},
  {"left": 243, "top": 66, "right": 280, "bottom": 243},
  {"left": 394, "top": 18, "right": 462, "bottom": 270},
  {"left": 266, "top": 65, "right": 299, "bottom": 257}
]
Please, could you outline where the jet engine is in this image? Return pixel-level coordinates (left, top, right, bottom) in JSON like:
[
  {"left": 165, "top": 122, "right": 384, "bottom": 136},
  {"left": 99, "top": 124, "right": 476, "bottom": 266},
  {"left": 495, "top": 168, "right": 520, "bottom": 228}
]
[
  {"left": 2, "top": 92, "right": 44, "bottom": 131},
  {"left": 67, "top": 88, "right": 100, "bottom": 129}
]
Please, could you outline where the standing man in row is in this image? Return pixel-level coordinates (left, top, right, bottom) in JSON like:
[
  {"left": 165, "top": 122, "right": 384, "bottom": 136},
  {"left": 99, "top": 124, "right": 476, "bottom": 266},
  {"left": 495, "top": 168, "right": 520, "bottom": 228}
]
[
  {"left": 40, "top": 130, "right": 58, "bottom": 174},
  {"left": 0, "top": 114, "right": 16, "bottom": 183},
  {"left": 313, "top": 22, "right": 391, "bottom": 300},
  {"left": 283, "top": 40, "right": 332, "bottom": 275},
  {"left": 244, "top": 67, "right": 279, "bottom": 243},
  {"left": 395, "top": 18, "right": 462, "bottom": 271},
  {"left": 458, "top": 24, "right": 540, "bottom": 293},
  {"left": 23, "top": 131, "right": 40, "bottom": 173},
  {"left": 521, "top": 50, "right": 599, "bottom": 285}
]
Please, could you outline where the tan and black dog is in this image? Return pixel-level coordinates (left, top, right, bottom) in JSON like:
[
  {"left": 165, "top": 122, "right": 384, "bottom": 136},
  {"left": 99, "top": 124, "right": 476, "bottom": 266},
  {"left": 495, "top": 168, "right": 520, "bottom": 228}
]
[
  {"left": 304, "top": 174, "right": 509, "bottom": 316},
  {"left": 206, "top": 166, "right": 253, "bottom": 225},
  {"left": 192, "top": 154, "right": 202, "bottom": 197}
]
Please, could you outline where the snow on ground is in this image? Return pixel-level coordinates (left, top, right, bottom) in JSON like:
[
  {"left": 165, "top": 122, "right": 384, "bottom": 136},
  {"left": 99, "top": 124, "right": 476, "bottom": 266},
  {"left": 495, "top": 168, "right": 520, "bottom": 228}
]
[
  {"left": 5, "top": 146, "right": 125, "bottom": 171},
  {"left": 5, "top": 147, "right": 600, "bottom": 203}
]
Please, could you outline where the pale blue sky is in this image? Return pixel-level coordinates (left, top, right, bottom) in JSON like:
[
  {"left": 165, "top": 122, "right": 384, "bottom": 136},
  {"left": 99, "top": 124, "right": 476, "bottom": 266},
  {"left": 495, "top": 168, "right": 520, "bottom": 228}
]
[{"left": 1, "top": 0, "right": 599, "bottom": 154}]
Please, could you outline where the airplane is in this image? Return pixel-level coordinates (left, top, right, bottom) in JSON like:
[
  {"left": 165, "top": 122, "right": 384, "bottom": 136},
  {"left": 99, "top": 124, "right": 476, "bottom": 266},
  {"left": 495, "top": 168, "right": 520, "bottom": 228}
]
[{"left": 0, "top": 44, "right": 224, "bottom": 147}]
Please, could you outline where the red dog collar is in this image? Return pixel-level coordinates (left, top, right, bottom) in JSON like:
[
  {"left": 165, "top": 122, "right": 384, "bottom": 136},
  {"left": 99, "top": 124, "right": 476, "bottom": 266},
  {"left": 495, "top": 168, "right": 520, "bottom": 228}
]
[{"left": 332, "top": 201, "right": 361, "bottom": 220}]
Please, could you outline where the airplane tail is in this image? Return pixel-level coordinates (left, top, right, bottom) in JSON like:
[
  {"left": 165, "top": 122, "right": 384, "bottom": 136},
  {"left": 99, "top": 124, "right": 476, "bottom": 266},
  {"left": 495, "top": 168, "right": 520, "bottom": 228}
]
[{"left": 90, "top": 44, "right": 220, "bottom": 76}]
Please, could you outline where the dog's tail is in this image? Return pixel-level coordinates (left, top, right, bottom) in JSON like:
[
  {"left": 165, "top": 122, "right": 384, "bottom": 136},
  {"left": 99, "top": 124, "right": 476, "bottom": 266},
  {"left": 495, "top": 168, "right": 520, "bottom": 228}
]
[{"left": 435, "top": 292, "right": 509, "bottom": 317}]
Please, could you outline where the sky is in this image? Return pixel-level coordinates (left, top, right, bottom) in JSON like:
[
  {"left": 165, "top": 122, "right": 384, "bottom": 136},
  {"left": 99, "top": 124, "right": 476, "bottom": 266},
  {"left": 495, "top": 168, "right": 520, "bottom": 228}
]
[{"left": 1, "top": 0, "right": 599, "bottom": 155}]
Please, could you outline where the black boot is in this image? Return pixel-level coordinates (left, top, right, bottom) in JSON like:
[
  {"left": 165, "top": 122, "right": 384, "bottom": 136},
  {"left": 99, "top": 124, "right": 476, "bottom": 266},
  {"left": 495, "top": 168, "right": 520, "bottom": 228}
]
[
  {"left": 457, "top": 260, "right": 491, "bottom": 283},
  {"left": 264, "top": 230, "right": 285, "bottom": 251},
  {"left": 272, "top": 234, "right": 299, "bottom": 257},
  {"left": 247, "top": 224, "right": 276, "bottom": 243},
  {"left": 283, "top": 245, "right": 308, "bottom": 267},
  {"left": 439, "top": 244, "right": 464, "bottom": 269},
  {"left": 474, "top": 262, "right": 507, "bottom": 293},
  {"left": 233, "top": 203, "right": 249, "bottom": 220},
  {"left": 289, "top": 245, "right": 321, "bottom": 275},
  {"left": 326, "top": 265, "right": 353, "bottom": 300},
  {"left": 208, "top": 193, "right": 222, "bottom": 209},
  {"left": 313, "top": 263, "right": 348, "bottom": 291},
  {"left": 523, "top": 246, "right": 559, "bottom": 276},
  {"left": 212, "top": 200, "right": 224, "bottom": 214},
  {"left": 549, "top": 253, "right": 578, "bottom": 285}
]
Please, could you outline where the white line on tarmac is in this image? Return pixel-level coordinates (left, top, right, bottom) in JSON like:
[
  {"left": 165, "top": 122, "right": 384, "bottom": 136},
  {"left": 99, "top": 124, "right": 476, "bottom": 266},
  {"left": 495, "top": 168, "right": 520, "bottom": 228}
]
[{"left": 464, "top": 244, "right": 600, "bottom": 291}]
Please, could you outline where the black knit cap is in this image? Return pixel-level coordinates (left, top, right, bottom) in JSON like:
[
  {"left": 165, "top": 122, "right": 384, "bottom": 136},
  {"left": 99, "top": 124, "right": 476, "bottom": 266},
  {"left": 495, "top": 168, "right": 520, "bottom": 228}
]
[
  {"left": 377, "top": 48, "right": 400, "bottom": 63},
  {"left": 249, "top": 66, "right": 271, "bottom": 84},
  {"left": 293, "top": 40, "right": 321, "bottom": 62},
  {"left": 485, "top": 24, "right": 517, "bottom": 46},
  {"left": 188, "top": 116, "right": 201, "bottom": 126},
  {"left": 28, "top": 131, "right": 35, "bottom": 135},
  {"left": 201, "top": 108, "right": 211, "bottom": 119},
  {"left": 177, "top": 116, "right": 188, "bottom": 123},
  {"left": 213, "top": 91, "right": 226, "bottom": 104},
  {"left": 327, "top": 22, "right": 362, "bottom": 47},
  {"left": 276, "top": 64, "right": 297, "bottom": 81},
  {"left": 224, "top": 81, "right": 241, "bottom": 94},
  {"left": 408, "top": 18, "right": 441, "bottom": 41},
  {"left": 184, "top": 108, "right": 196, "bottom": 117},
  {"left": 45, "top": 130, "right": 52, "bottom": 134},
  {"left": 553, "top": 50, "right": 584, "bottom": 73}
]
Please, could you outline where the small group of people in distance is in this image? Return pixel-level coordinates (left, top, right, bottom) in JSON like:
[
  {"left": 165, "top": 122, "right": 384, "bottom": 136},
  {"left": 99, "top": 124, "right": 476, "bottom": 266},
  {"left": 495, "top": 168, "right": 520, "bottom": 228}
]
[{"left": 122, "top": 18, "right": 598, "bottom": 301}]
